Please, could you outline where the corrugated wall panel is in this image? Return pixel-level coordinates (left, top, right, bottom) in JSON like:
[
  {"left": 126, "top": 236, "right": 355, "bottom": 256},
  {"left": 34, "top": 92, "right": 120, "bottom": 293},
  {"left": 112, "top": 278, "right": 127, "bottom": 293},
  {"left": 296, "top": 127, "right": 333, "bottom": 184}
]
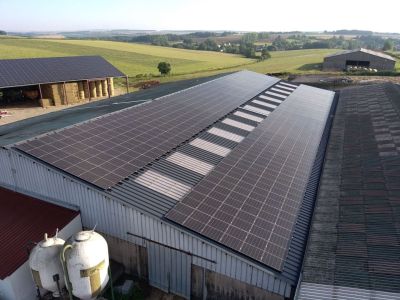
[
  {"left": 3, "top": 150, "right": 291, "bottom": 297},
  {"left": 0, "top": 148, "right": 14, "bottom": 188}
]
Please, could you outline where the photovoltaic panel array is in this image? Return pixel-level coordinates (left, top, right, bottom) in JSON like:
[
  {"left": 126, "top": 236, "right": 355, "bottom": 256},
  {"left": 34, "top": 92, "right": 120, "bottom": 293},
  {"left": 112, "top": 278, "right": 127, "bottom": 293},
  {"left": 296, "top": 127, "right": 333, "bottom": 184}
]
[
  {"left": 166, "top": 85, "right": 335, "bottom": 271},
  {"left": 0, "top": 56, "right": 126, "bottom": 88},
  {"left": 15, "top": 71, "right": 279, "bottom": 189},
  {"left": 109, "top": 80, "right": 298, "bottom": 217}
]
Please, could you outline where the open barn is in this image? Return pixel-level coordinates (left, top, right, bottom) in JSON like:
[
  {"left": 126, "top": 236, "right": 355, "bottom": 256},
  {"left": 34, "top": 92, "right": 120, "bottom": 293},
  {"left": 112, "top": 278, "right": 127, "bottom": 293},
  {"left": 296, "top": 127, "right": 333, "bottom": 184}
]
[
  {"left": 323, "top": 48, "right": 396, "bottom": 71},
  {"left": 0, "top": 56, "right": 127, "bottom": 108}
]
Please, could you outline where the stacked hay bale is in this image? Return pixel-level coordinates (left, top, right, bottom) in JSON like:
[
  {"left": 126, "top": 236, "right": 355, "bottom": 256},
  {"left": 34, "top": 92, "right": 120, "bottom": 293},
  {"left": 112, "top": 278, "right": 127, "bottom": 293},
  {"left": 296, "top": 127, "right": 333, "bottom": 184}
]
[
  {"left": 109, "top": 78, "right": 115, "bottom": 96},
  {"left": 41, "top": 83, "right": 64, "bottom": 106},
  {"left": 89, "top": 82, "right": 96, "bottom": 99},
  {"left": 64, "top": 82, "right": 80, "bottom": 104},
  {"left": 77, "top": 82, "right": 85, "bottom": 100},
  {"left": 95, "top": 81, "right": 102, "bottom": 98},
  {"left": 101, "top": 80, "right": 108, "bottom": 97}
]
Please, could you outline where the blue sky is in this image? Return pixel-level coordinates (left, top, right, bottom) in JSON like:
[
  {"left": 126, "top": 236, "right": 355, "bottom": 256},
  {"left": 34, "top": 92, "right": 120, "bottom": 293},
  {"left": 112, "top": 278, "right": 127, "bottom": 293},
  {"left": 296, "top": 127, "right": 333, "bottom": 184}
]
[{"left": 0, "top": 0, "right": 399, "bottom": 33}]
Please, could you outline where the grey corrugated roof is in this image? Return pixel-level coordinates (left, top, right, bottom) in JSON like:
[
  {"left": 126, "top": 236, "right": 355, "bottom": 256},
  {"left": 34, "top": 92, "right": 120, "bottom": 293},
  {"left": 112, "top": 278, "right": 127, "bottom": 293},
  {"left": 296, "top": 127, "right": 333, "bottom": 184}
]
[
  {"left": 299, "top": 82, "right": 400, "bottom": 297},
  {"left": 0, "top": 56, "right": 126, "bottom": 88},
  {"left": 325, "top": 48, "right": 396, "bottom": 61}
]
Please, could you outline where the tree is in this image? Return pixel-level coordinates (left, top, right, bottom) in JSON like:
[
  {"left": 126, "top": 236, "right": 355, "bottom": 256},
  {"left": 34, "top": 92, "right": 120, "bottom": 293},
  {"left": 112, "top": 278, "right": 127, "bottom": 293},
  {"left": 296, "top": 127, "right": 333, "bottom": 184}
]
[
  {"left": 260, "top": 49, "right": 271, "bottom": 60},
  {"left": 241, "top": 32, "right": 258, "bottom": 44},
  {"left": 157, "top": 62, "right": 171, "bottom": 75},
  {"left": 0, "top": 30, "right": 6, "bottom": 35},
  {"left": 239, "top": 42, "right": 256, "bottom": 58},
  {"left": 383, "top": 40, "right": 394, "bottom": 51}
]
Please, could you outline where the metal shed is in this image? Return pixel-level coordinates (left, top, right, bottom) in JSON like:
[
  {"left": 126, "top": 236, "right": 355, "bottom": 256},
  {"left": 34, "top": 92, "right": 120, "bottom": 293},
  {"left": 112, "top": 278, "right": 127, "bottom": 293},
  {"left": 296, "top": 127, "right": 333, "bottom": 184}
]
[
  {"left": 0, "top": 56, "right": 127, "bottom": 107},
  {"left": 0, "top": 71, "right": 336, "bottom": 300},
  {"left": 323, "top": 48, "right": 396, "bottom": 71},
  {"left": 0, "top": 187, "right": 82, "bottom": 300}
]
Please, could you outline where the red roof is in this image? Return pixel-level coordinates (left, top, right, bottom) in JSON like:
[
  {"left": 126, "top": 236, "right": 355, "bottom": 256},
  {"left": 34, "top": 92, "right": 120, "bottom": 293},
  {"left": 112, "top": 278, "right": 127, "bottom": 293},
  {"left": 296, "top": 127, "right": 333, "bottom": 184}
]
[{"left": 0, "top": 187, "right": 79, "bottom": 279}]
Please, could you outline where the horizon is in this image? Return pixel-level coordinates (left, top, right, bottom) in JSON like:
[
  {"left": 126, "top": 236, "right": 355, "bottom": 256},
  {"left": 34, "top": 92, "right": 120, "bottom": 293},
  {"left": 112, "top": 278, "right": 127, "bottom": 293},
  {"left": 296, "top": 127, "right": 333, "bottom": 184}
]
[
  {"left": 1, "top": 0, "right": 399, "bottom": 33},
  {"left": 6, "top": 29, "right": 400, "bottom": 35}
]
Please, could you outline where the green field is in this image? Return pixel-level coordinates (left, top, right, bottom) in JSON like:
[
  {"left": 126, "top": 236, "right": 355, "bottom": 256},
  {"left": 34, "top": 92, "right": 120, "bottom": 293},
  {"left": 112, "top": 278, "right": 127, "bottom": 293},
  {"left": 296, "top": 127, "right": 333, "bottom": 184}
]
[
  {"left": 388, "top": 51, "right": 400, "bottom": 70},
  {"left": 0, "top": 37, "right": 341, "bottom": 82}
]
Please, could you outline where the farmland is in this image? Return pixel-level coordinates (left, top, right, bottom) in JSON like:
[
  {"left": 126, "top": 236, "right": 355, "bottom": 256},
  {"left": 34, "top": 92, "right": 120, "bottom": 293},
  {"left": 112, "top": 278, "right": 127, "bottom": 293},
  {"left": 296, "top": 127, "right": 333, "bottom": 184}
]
[
  {"left": 0, "top": 38, "right": 253, "bottom": 77},
  {"left": 0, "top": 37, "right": 341, "bottom": 82}
]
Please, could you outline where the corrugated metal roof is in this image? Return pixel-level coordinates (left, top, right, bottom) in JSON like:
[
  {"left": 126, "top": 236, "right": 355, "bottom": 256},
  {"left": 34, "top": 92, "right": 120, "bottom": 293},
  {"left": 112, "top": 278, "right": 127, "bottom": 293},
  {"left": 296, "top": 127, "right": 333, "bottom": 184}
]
[
  {"left": 166, "top": 84, "right": 335, "bottom": 274},
  {"left": 300, "top": 83, "right": 400, "bottom": 295},
  {"left": 325, "top": 48, "right": 396, "bottom": 61},
  {"left": 0, "top": 56, "right": 126, "bottom": 88},
  {"left": 107, "top": 80, "right": 334, "bottom": 285},
  {"left": 298, "top": 282, "right": 400, "bottom": 300},
  {"left": 0, "top": 187, "right": 79, "bottom": 279}
]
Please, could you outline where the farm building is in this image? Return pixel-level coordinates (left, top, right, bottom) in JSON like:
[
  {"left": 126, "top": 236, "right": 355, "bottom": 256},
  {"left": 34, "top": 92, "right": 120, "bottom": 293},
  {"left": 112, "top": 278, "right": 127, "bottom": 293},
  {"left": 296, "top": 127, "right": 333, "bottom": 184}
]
[
  {"left": 298, "top": 83, "right": 400, "bottom": 299},
  {"left": 323, "top": 48, "right": 396, "bottom": 71},
  {"left": 0, "top": 187, "right": 81, "bottom": 300},
  {"left": 0, "top": 56, "right": 126, "bottom": 108},
  {"left": 0, "top": 70, "right": 336, "bottom": 299}
]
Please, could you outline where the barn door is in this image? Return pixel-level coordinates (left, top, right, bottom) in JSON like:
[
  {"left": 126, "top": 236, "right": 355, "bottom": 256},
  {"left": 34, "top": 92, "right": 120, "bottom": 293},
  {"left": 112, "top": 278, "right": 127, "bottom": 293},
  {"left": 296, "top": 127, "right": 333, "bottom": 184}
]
[{"left": 148, "top": 242, "right": 191, "bottom": 299}]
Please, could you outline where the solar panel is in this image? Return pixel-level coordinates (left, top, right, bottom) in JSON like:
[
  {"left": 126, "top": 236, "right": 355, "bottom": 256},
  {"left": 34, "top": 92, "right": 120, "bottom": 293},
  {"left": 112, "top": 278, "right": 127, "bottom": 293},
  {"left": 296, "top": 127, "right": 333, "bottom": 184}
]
[
  {"left": 166, "top": 85, "right": 334, "bottom": 271},
  {"left": 15, "top": 71, "right": 279, "bottom": 189},
  {"left": 0, "top": 56, "right": 126, "bottom": 88}
]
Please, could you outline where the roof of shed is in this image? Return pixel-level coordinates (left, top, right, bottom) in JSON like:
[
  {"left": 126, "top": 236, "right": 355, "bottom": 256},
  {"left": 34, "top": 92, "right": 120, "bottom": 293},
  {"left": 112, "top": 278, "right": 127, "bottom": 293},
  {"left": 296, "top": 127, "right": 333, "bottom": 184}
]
[
  {"left": 14, "top": 71, "right": 279, "bottom": 189},
  {"left": 10, "top": 70, "right": 337, "bottom": 284},
  {"left": 0, "top": 187, "right": 79, "bottom": 279},
  {"left": 325, "top": 48, "right": 396, "bottom": 61},
  {"left": 0, "top": 56, "right": 125, "bottom": 88},
  {"left": 299, "top": 83, "right": 400, "bottom": 298}
]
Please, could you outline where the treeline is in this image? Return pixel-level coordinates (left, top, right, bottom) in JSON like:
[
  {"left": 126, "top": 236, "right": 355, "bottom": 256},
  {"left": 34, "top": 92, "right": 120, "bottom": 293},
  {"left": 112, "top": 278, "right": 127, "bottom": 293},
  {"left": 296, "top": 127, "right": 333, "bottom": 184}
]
[
  {"left": 0, "top": 30, "right": 6, "bottom": 35},
  {"left": 265, "top": 34, "right": 399, "bottom": 51},
  {"left": 324, "top": 30, "right": 373, "bottom": 35},
  {"left": 130, "top": 31, "right": 237, "bottom": 46},
  {"left": 171, "top": 32, "right": 270, "bottom": 58}
]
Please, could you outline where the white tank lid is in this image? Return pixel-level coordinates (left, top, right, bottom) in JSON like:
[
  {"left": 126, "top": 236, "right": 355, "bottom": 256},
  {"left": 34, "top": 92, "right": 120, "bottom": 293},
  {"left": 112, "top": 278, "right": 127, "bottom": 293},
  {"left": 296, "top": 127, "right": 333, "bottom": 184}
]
[
  {"left": 40, "top": 233, "right": 60, "bottom": 248},
  {"left": 74, "top": 231, "right": 91, "bottom": 242}
]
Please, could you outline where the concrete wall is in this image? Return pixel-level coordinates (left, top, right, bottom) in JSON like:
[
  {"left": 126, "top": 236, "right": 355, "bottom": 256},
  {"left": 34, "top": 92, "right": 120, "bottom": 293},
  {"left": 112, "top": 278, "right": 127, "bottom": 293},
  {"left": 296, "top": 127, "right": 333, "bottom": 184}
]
[
  {"left": 323, "top": 51, "right": 396, "bottom": 71},
  {"left": 101, "top": 233, "right": 148, "bottom": 279},
  {"left": 191, "top": 265, "right": 285, "bottom": 300},
  {"left": 0, "top": 215, "right": 82, "bottom": 300}
]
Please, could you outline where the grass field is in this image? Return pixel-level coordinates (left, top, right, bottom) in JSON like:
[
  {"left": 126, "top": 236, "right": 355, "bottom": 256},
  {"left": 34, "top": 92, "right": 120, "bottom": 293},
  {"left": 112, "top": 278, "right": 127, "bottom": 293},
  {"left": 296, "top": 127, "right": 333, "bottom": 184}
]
[
  {"left": 388, "top": 51, "right": 400, "bottom": 71},
  {"left": 0, "top": 37, "right": 342, "bottom": 82},
  {"left": 0, "top": 38, "right": 253, "bottom": 76}
]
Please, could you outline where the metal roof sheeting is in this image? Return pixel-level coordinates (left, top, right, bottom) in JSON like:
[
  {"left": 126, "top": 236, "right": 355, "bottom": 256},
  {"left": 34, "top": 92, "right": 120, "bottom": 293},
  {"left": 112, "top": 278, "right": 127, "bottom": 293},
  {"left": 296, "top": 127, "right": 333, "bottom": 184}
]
[
  {"left": 298, "top": 282, "right": 400, "bottom": 300},
  {"left": 300, "top": 83, "right": 400, "bottom": 295},
  {"left": 0, "top": 56, "right": 126, "bottom": 88},
  {"left": 0, "top": 187, "right": 79, "bottom": 279},
  {"left": 325, "top": 48, "right": 396, "bottom": 61},
  {"left": 233, "top": 111, "right": 264, "bottom": 122}
]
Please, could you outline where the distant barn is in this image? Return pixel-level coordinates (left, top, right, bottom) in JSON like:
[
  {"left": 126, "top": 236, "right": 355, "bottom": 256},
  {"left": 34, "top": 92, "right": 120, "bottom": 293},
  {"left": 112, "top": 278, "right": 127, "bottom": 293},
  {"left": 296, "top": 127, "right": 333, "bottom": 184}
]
[
  {"left": 0, "top": 56, "right": 127, "bottom": 107},
  {"left": 323, "top": 48, "right": 396, "bottom": 71}
]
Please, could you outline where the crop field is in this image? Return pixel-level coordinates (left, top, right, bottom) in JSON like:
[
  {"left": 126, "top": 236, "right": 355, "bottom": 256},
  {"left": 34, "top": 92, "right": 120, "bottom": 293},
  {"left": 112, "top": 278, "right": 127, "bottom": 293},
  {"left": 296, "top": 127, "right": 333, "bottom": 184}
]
[
  {"left": 0, "top": 38, "right": 253, "bottom": 77},
  {"left": 0, "top": 37, "right": 343, "bottom": 82}
]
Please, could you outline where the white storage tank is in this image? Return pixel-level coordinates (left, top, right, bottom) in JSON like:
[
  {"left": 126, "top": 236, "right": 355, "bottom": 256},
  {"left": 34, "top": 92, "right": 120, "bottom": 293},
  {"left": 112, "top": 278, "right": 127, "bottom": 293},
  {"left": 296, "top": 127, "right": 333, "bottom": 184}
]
[
  {"left": 29, "top": 233, "right": 65, "bottom": 297},
  {"left": 64, "top": 231, "right": 109, "bottom": 300}
]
